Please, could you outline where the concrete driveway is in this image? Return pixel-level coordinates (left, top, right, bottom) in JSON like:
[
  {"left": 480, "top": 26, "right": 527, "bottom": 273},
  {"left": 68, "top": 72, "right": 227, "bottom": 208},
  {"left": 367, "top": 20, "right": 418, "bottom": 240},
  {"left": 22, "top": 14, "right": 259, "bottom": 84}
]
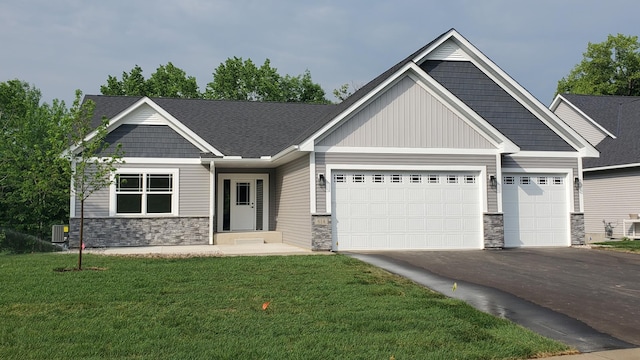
[{"left": 348, "top": 247, "right": 639, "bottom": 351}]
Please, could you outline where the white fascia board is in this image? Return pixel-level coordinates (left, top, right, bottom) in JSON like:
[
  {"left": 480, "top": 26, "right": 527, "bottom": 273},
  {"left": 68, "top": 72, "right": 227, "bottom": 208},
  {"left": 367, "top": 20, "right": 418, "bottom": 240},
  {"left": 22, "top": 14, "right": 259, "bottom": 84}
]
[
  {"left": 120, "top": 157, "right": 203, "bottom": 164},
  {"left": 550, "top": 95, "right": 617, "bottom": 139},
  {"left": 507, "top": 151, "right": 582, "bottom": 158},
  {"left": 583, "top": 163, "right": 640, "bottom": 172},
  {"left": 411, "top": 28, "right": 459, "bottom": 63},
  {"left": 70, "top": 97, "right": 223, "bottom": 157},
  {"left": 406, "top": 66, "right": 519, "bottom": 153},
  {"left": 315, "top": 146, "right": 500, "bottom": 155},
  {"left": 414, "top": 30, "right": 598, "bottom": 158}
]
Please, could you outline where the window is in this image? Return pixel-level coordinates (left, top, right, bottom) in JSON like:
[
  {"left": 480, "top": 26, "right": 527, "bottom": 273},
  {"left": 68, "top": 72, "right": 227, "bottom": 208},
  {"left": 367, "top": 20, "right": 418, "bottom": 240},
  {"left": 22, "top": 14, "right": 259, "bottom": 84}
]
[
  {"left": 428, "top": 175, "right": 439, "bottom": 184},
  {"left": 520, "top": 176, "right": 531, "bottom": 185},
  {"left": 503, "top": 176, "right": 515, "bottom": 185},
  {"left": 391, "top": 174, "right": 402, "bottom": 183},
  {"left": 464, "top": 175, "right": 476, "bottom": 184},
  {"left": 553, "top": 177, "right": 563, "bottom": 185},
  {"left": 447, "top": 175, "right": 458, "bottom": 184},
  {"left": 352, "top": 174, "right": 365, "bottom": 183},
  {"left": 372, "top": 174, "right": 384, "bottom": 183},
  {"left": 113, "top": 170, "right": 176, "bottom": 215},
  {"left": 236, "top": 182, "right": 250, "bottom": 205},
  {"left": 538, "top": 177, "right": 547, "bottom": 185},
  {"left": 410, "top": 174, "right": 421, "bottom": 183},
  {"left": 334, "top": 174, "right": 346, "bottom": 183}
]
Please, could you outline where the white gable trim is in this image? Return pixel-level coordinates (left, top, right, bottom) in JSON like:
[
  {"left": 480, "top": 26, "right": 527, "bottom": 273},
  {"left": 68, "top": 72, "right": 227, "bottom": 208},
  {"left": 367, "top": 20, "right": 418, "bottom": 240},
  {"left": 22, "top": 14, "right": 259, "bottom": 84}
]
[
  {"left": 583, "top": 163, "right": 640, "bottom": 172},
  {"left": 550, "top": 95, "right": 617, "bottom": 139},
  {"left": 414, "top": 30, "right": 599, "bottom": 158},
  {"left": 301, "top": 63, "right": 519, "bottom": 154},
  {"left": 69, "top": 97, "right": 223, "bottom": 157},
  {"left": 315, "top": 146, "right": 500, "bottom": 155}
]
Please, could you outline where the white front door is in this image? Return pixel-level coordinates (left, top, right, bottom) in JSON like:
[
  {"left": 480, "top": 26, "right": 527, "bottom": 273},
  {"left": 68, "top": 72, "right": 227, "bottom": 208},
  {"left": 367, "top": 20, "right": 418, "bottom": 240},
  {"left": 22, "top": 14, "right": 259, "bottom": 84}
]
[
  {"left": 217, "top": 174, "right": 269, "bottom": 232},
  {"left": 231, "top": 179, "right": 255, "bottom": 231}
]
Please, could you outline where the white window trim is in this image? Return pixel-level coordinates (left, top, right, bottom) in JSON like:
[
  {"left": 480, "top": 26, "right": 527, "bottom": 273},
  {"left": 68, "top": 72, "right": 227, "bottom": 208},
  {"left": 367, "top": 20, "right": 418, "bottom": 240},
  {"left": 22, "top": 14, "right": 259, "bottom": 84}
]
[{"left": 109, "top": 168, "right": 180, "bottom": 216}]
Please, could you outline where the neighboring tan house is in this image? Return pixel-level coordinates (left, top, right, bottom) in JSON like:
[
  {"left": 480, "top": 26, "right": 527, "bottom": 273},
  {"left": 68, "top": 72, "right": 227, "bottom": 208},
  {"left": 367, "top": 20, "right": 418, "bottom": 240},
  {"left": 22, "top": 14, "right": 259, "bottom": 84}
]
[
  {"left": 68, "top": 29, "right": 598, "bottom": 251},
  {"left": 551, "top": 93, "right": 640, "bottom": 241}
]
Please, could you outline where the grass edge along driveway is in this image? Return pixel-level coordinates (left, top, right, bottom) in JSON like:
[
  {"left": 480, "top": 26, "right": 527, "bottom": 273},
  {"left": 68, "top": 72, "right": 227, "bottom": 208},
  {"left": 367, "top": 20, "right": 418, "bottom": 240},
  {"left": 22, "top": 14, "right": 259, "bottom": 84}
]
[{"left": 0, "top": 253, "right": 573, "bottom": 359}]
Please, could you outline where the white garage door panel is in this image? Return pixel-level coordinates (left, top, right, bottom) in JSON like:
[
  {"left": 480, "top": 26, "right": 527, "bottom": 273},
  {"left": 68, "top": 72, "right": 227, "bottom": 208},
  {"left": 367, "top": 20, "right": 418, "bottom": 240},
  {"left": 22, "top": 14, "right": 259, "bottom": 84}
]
[
  {"left": 332, "top": 171, "right": 482, "bottom": 250},
  {"left": 503, "top": 173, "right": 569, "bottom": 247}
]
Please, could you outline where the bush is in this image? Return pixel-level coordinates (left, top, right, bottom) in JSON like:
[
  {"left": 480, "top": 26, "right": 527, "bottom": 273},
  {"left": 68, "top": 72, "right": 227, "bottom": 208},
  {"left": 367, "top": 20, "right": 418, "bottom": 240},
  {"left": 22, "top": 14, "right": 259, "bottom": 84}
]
[{"left": 0, "top": 228, "right": 62, "bottom": 254}]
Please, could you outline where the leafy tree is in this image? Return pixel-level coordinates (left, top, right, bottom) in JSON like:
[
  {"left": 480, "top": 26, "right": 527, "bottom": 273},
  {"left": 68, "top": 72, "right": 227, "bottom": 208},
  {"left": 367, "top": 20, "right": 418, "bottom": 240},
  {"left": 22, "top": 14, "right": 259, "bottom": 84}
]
[
  {"left": 204, "top": 57, "right": 329, "bottom": 103},
  {"left": 66, "top": 90, "right": 123, "bottom": 270},
  {"left": 0, "top": 80, "right": 70, "bottom": 238},
  {"left": 100, "top": 62, "right": 200, "bottom": 98},
  {"left": 557, "top": 34, "right": 640, "bottom": 96}
]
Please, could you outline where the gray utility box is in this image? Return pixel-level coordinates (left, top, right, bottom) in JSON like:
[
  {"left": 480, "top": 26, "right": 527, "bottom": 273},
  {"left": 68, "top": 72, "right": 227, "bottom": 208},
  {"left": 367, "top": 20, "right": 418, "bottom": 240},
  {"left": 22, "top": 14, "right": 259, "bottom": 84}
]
[{"left": 51, "top": 225, "right": 69, "bottom": 243}]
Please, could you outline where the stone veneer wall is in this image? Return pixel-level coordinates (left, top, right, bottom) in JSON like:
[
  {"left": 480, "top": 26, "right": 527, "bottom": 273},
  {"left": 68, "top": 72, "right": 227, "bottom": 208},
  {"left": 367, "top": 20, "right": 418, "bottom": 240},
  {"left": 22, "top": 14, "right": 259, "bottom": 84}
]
[
  {"left": 483, "top": 213, "right": 504, "bottom": 249},
  {"left": 311, "top": 214, "right": 332, "bottom": 251},
  {"left": 570, "top": 213, "right": 585, "bottom": 245},
  {"left": 69, "top": 217, "right": 209, "bottom": 248}
]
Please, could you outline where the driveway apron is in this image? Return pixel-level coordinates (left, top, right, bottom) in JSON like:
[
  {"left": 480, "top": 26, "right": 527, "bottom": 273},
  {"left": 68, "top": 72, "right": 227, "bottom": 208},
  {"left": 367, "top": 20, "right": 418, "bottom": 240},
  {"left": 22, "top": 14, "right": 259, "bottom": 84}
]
[{"left": 346, "top": 248, "right": 638, "bottom": 352}]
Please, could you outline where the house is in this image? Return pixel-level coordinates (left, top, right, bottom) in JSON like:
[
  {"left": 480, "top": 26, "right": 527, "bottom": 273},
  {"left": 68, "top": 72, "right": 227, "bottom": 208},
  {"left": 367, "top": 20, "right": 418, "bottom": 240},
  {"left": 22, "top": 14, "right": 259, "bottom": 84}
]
[
  {"left": 551, "top": 94, "right": 640, "bottom": 241},
  {"left": 69, "top": 29, "right": 598, "bottom": 251}
]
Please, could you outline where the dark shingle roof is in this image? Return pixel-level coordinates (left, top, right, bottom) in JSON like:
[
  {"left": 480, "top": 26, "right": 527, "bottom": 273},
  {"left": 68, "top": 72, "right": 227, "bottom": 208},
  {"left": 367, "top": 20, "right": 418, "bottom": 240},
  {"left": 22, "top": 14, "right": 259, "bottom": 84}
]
[
  {"left": 86, "top": 95, "right": 335, "bottom": 158},
  {"left": 561, "top": 94, "right": 640, "bottom": 169},
  {"left": 421, "top": 60, "right": 574, "bottom": 151}
]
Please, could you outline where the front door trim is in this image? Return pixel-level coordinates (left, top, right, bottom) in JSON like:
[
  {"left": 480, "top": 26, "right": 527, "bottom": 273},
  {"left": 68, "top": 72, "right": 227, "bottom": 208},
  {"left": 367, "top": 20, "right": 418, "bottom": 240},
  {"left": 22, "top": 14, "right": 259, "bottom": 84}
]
[{"left": 217, "top": 173, "right": 269, "bottom": 232}]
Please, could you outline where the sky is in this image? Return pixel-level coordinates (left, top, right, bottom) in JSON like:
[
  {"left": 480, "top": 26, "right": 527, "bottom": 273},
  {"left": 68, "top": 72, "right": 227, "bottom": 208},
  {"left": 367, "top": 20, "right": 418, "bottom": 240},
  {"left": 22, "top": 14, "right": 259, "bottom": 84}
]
[{"left": 1, "top": 0, "right": 639, "bottom": 107}]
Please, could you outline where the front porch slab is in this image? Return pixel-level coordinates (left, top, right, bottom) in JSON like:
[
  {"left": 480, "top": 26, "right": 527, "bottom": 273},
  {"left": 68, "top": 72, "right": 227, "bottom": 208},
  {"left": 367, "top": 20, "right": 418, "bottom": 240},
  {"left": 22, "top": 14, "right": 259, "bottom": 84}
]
[{"left": 214, "top": 231, "right": 283, "bottom": 245}]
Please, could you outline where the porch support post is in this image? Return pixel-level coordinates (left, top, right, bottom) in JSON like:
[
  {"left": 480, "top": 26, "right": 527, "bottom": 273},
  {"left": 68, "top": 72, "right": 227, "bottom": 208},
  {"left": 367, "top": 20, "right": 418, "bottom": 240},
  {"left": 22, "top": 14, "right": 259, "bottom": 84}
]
[{"left": 209, "top": 160, "right": 215, "bottom": 245}]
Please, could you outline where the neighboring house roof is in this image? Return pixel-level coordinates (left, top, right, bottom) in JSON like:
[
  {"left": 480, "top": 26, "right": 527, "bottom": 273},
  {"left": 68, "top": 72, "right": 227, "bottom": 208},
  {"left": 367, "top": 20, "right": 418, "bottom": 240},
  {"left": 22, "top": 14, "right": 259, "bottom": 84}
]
[
  {"left": 87, "top": 95, "right": 335, "bottom": 158},
  {"left": 556, "top": 94, "right": 640, "bottom": 169}
]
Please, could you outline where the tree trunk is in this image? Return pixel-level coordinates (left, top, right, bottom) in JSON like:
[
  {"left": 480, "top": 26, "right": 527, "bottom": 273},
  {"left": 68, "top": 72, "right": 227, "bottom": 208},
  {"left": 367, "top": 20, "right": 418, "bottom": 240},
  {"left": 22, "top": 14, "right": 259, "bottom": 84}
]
[{"left": 78, "top": 199, "right": 84, "bottom": 270}]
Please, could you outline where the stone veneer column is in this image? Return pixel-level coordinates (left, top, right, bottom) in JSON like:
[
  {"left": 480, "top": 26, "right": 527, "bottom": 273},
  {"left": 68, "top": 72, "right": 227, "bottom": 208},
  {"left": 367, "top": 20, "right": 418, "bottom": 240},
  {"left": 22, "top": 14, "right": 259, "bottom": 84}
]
[
  {"left": 483, "top": 213, "right": 504, "bottom": 249},
  {"left": 69, "top": 217, "right": 209, "bottom": 248},
  {"left": 570, "top": 213, "right": 586, "bottom": 245},
  {"left": 311, "top": 214, "right": 332, "bottom": 251}
]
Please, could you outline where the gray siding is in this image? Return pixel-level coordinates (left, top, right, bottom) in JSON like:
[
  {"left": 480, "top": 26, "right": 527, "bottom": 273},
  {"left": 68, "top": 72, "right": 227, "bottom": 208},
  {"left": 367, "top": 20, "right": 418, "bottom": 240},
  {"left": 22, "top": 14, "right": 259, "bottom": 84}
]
[
  {"left": 502, "top": 156, "right": 580, "bottom": 211},
  {"left": 103, "top": 124, "right": 201, "bottom": 158},
  {"left": 75, "top": 163, "right": 210, "bottom": 218},
  {"left": 315, "top": 152, "right": 498, "bottom": 213},
  {"left": 275, "top": 155, "right": 312, "bottom": 248},
  {"left": 318, "top": 76, "right": 494, "bottom": 149},
  {"left": 553, "top": 102, "right": 606, "bottom": 146},
  {"left": 584, "top": 169, "right": 640, "bottom": 239}
]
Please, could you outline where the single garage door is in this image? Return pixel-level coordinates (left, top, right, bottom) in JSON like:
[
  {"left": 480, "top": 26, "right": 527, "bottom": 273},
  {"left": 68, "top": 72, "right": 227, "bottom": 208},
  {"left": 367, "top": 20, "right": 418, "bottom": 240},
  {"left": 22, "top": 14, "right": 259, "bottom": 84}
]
[
  {"left": 502, "top": 173, "right": 570, "bottom": 247},
  {"left": 331, "top": 171, "right": 482, "bottom": 251}
]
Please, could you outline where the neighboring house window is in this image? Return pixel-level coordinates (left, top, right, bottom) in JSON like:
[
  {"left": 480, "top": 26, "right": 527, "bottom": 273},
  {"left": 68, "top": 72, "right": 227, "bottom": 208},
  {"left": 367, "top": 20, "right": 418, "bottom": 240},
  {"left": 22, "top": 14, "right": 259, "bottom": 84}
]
[{"left": 111, "top": 170, "right": 178, "bottom": 216}]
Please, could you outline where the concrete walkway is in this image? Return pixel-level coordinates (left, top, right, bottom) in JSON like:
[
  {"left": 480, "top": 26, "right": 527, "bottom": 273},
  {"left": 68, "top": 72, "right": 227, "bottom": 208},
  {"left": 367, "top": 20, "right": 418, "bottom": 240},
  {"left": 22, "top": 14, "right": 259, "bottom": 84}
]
[
  {"left": 542, "top": 348, "right": 640, "bottom": 359},
  {"left": 74, "top": 243, "right": 329, "bottom": 257}
]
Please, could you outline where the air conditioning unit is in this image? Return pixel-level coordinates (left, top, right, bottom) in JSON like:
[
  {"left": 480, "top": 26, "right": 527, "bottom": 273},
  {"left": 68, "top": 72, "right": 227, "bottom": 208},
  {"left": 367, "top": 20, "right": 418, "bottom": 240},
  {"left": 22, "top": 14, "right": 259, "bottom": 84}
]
[{"left": 51, "top": 225, "right": 69, "bottom": 244}]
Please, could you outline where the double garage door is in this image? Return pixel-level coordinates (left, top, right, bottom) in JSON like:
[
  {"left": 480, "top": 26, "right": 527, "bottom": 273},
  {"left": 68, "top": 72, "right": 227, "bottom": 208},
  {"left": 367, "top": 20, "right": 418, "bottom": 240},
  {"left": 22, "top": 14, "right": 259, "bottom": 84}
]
[
  {"left": 331, "top": 170, "right": 482, "bottom": 251},
  {"left": 331, "top": 170, "right": 570, "bottom": 251}
]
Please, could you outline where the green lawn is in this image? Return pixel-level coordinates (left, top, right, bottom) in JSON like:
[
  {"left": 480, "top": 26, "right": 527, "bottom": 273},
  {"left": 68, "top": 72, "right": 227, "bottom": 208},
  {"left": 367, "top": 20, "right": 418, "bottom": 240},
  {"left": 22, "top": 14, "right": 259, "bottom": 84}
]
[
  {"left": 0, "top": 253, "right": 571, "bottom": 359},
  {"left": 593, "top": 240, "right": 640, "bottom": 253}
]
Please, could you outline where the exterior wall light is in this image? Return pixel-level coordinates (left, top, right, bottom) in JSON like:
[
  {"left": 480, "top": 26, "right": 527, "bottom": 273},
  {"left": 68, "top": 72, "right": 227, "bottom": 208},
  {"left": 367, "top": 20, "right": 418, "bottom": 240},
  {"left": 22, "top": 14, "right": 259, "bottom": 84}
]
[
  {"left": 489, "top": 174, "right": 497, "bottom": 188},
  {"left": 574, "top": 177, "right": 581, "bottom": 190},
  {"left": 318, "top": 173, "right": 326, "bottom": 185}
]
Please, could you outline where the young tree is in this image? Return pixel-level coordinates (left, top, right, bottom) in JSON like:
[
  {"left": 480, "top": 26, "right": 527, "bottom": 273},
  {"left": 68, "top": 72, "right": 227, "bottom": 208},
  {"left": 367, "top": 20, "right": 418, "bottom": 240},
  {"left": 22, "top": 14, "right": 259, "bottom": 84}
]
[
  {"left": 557, "top": 34, "right": 640, "bottom": 96},
  {"left": 66, "top": 90, "right": 123, "bottom": 270},
  {"left": 0, "top": 80, "right": 70, "bottom": 238}
]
